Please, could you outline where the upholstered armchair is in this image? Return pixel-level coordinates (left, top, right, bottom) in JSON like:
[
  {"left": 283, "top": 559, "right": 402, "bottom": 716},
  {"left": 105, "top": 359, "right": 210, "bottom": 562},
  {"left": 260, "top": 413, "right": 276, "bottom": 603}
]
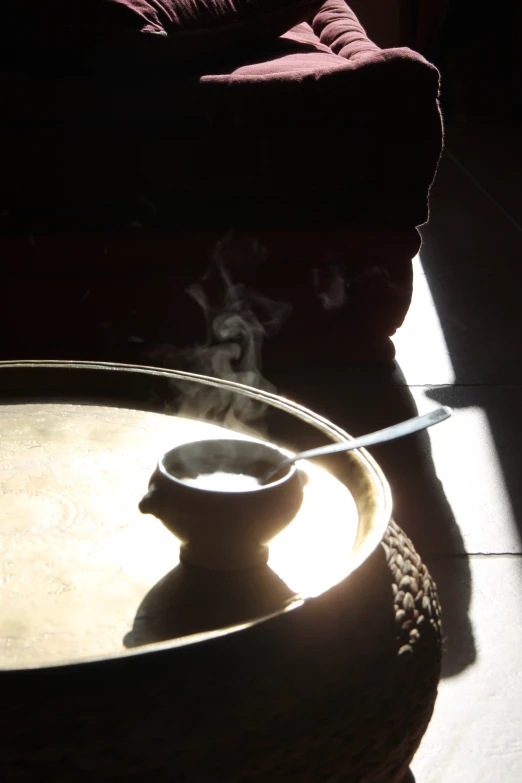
[{"left": 1, "top": 1, "right": 443, "bottom": 367}]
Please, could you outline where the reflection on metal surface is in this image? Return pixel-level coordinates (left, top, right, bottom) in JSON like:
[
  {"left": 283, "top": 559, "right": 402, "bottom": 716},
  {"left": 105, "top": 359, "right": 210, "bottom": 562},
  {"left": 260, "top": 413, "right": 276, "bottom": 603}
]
[
  {"left": 269, "top": 467, "right": 357, "bottom": 596},
  {"left": 0, "top": 404, "right": 358, "bottom": 668}
]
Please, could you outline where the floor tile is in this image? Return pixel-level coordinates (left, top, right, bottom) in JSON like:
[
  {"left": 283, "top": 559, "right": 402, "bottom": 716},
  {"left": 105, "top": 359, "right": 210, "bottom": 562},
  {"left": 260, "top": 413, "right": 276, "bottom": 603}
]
[
  {"left": 412, "top": 555, "right": 522, "bottom": 782},
  {"left": 445, "top": 124, "right": 522, "bottom": 229},
  {"left": 393, "top": 257, "right": 522, "bottom": 387},
  {"left": 420, "top": 154, "right": 522, "bottom": 275},
  {"left": 415, "top": 385, "right": 522, "bottom": 555},
  {"left": 416, "top": 272, "right": 522, "bottom": 385},
  {"left": 404, "top": 152, "right": 522, "bottom": 387},
  {"left": 392, "top": 255, "right": 455, "bottom": 386}
]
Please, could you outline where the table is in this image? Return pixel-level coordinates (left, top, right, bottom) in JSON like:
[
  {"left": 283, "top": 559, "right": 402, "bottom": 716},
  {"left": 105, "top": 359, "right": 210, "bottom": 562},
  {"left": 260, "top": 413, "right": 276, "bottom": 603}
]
[{"left": 0, "top": 361, "right": 441, "bottom": 783}]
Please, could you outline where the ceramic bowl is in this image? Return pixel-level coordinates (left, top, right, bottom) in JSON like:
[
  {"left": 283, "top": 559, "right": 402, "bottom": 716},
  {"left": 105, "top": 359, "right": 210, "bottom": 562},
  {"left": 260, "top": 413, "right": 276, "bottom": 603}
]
[{"left": 139, "top": 438, "right": 304, "bottom": 570}]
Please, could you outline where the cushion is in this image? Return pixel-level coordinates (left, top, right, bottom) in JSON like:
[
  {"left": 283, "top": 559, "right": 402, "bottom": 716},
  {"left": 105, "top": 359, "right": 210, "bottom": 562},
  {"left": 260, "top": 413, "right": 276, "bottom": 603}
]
[
  {"left": 5, "top": 0, "right": 326, "bottom": 67},
  {"left": 0, "top": 21, "right": 442, "bottom": 228}
]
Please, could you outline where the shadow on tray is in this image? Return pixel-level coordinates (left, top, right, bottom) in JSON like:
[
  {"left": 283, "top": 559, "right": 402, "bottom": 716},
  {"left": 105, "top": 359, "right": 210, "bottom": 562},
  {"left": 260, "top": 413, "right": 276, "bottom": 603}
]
[{"left": 124, "top": 560, "right": 296, "bottom": 648}]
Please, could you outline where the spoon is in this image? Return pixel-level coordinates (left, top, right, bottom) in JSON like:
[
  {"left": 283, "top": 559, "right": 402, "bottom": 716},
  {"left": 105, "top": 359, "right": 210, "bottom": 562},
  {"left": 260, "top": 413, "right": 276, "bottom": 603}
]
[{"left": 261, "top": 406, "right": 452, "bottom": 485}]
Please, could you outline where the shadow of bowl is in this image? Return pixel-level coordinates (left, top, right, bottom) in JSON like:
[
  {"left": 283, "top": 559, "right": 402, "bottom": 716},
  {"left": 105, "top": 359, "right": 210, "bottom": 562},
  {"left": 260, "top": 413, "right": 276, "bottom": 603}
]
[{"left": 124, "top": 560, "right": 297, "bottom": 648}]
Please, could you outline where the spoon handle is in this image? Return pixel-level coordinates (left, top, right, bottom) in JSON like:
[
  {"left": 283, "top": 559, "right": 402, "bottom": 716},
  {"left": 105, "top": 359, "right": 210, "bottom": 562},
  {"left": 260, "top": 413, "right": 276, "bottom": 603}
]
[{"left": 265, "top": 406, "right": 452, "bottom": 482}]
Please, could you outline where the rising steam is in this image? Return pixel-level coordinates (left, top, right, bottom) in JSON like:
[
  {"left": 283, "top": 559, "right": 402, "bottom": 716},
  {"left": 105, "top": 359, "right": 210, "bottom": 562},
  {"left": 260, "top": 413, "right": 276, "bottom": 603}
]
[
  {"left": 150, "top": 231, "right": 292, "bottom": 430},
  {"left": 312, "top": 263, "right": 347, "bottom": 312}
]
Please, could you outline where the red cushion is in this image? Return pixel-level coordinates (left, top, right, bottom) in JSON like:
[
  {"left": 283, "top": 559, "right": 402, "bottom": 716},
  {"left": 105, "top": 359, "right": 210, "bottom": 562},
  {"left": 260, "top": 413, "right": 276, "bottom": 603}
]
[
  {"left": 1, "top": 22, "right": 442, "bottom": 228},
  {"left": 8, "top": 0, "right": 325, "bottom": 64}
]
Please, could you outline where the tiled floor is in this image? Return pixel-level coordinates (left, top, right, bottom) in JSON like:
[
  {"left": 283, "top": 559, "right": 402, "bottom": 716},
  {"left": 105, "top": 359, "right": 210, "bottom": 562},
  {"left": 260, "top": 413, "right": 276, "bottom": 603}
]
[
  {"left": 410, "top": 130, "right": 522, "bottom": 782},
  {"left": 273, "top": 128, "right": 522, "bottom": 781}
]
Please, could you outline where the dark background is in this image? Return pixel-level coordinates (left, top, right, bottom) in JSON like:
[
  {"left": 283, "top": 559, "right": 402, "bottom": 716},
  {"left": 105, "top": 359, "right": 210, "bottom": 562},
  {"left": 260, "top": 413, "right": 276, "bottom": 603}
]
[{"left": 429, "top": 0, "right": 521, "bottom": 121}]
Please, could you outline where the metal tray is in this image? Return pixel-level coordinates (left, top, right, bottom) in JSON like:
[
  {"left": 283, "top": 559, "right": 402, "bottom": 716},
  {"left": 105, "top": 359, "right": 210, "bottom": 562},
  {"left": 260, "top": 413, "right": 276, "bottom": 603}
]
[{"left": 0, "top": 361, "right": 391, "bottom": 671}]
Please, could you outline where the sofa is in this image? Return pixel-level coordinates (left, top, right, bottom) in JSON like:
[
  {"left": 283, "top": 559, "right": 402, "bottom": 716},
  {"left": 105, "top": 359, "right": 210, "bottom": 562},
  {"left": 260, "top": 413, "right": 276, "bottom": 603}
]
[{"left": 0, "top": 1, "right": 443, "bottom": 369}]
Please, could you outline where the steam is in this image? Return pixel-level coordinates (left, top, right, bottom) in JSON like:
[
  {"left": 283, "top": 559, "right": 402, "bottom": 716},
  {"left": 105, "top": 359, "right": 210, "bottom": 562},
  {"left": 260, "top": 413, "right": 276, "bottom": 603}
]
[
  {"left": 313, "top": 263, "right": 408, "bottom": 311},
  {"left": 312, "top": 264, "right": 347, "bottom": 311},
  {"left": 150, "top": 231, "right": 292, "bottom": 431}
]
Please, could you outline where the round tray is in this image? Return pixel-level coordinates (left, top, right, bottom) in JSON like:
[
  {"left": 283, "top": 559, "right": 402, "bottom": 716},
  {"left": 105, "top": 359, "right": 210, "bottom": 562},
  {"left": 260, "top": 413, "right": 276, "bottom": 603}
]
[{"left": 0, "top": 360, "right": 391, "bottom": 671}]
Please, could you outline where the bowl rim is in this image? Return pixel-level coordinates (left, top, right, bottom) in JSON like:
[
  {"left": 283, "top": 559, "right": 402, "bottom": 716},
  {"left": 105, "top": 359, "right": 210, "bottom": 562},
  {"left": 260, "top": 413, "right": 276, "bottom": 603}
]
[{"left": 157, "top": 437, "right": 297, "bottom": 494}]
